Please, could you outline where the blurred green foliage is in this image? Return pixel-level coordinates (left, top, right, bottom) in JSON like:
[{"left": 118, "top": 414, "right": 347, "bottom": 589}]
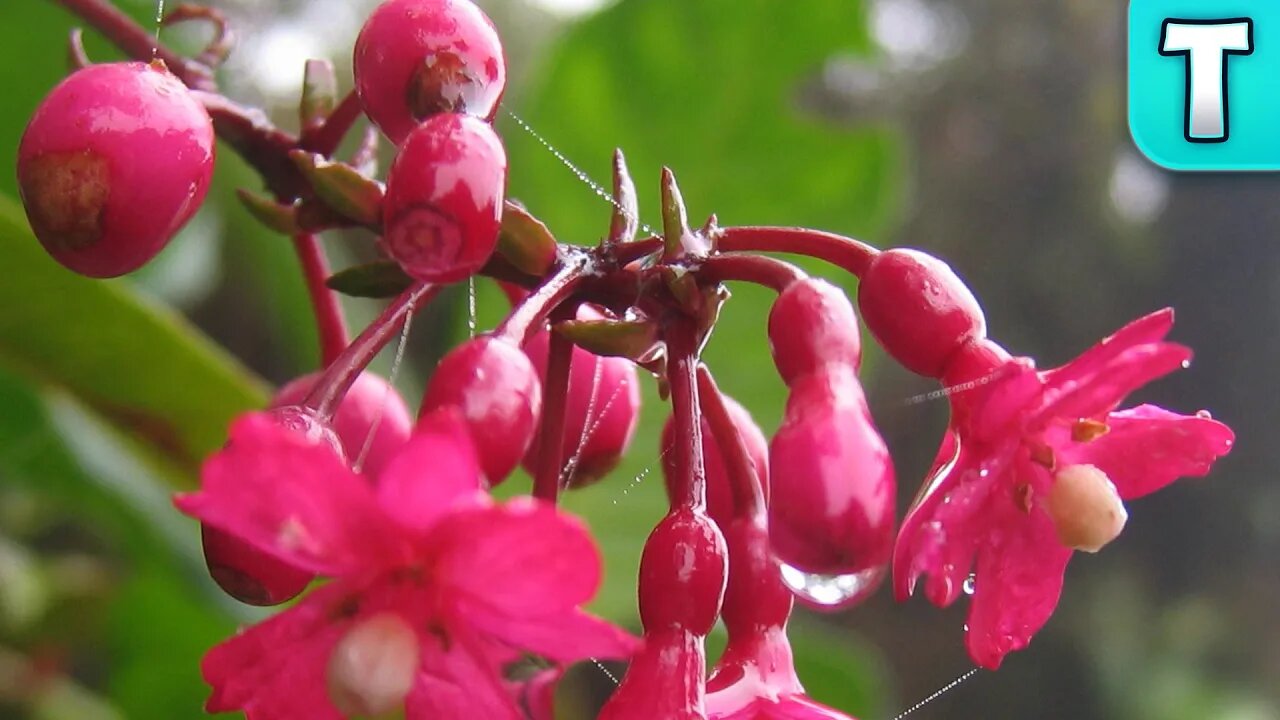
[{"left": 0, "top": 0, "right": 898, "bottom": 717}]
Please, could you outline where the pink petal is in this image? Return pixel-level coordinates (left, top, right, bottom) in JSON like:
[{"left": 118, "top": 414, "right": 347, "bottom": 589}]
[
  {"left": 458, "top": 603, "right": 640, "bottom": 663},
  {"left": 1041, "top": 309, "right": 1174, "bottom": 388},
  {"left": 1036, "top": 343, "right": 1191, "bottom": 424},
  {"left": 435, "top": 498, "right": 603, "bottom": 616},
  {"left": 963, "top": 503, "right": 1072, "bottom": 669},
  {"left": 1063, "top": 404, "right": 1235, "bottom": 499},
  {"left": 203, "top": 583, "right": 353, "bottom": 720},
  {"left": 410, "top": 630, "right": 524, "bottom": 720},
  {"left": 375, "top": 409, "right": 487, "bottom": 534},
  {"left": 175, "top": 413, "right": 399, "bottom": 576},
  {"left": 772, "top": 695, "right": 858, "bottom": 720}
]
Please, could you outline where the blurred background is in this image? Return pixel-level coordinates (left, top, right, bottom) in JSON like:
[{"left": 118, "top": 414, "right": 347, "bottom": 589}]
[{"left": 0, "top": 0, "right": 1276, "bottom": 718}]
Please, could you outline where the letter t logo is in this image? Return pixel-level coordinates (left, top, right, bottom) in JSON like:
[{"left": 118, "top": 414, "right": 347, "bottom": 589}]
[{"left": 1159, "top": 19, "right": 1254, "bottom": 142}]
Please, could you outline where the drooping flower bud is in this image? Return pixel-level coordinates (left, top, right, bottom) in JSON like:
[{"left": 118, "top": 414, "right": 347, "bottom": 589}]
[
  {"left": 661, "top": 393, "right": 768, "bottom": 526},
  {"left": 638, "top": 509, "right": 728, "bottom": 635},
  {"left": 420, "top": 335, "right": 541, "bottom": 484},
  {"left": 273, "top": 370, "right": 412, "bottom": 480},
  {"left": 354, "top": 0, "right": 506, "bottom": 143},
  {"left": 326, "top": 612, "right": 419, "bottom": 717},
  {"left": 768, "top": 367, "right": 895, "bottom": 583},
  {"left": 522, "top": 308, "right": 642, "bottom": 487},
  {"left": 18, "top": 61, "right": 215, "bottom": 277},
  {"left": 1047, "top": 464, "right": 1128, "bottom": 552},
  {"left": 200, "top": 406, "right": 342, "bottom": 606},
  {"left": 767, "top": 278, "right": 862, "bottom": 384},
  {"left": 383, "top": 113, "right": 506, "bottom": 282},
  {"left": 857, "top": 248, "right": 986, "bottom": 378}
]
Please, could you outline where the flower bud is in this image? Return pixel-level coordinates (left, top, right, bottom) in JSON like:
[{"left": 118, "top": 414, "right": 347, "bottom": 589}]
[
  {"left": 354, "top": 0, "right": 506, "bottom": 143},
  {"left": 720, "top": 517, "right": 793, "bottom": 633},
  {"left": 18, "top": 62, "right": 215, "bottom": 277},
  {"left": 661, "top": 394, "right": 768, "bottom": 526},
  {"left": 1047, "top": 464, "right": 1128, "bottom": 553},
  {"left": 420, "top": 335, "right": 541, "bottom": 484},
  {"left": 767, "top": 278, "right": 862, "bottom": 385},
  {"left": 638, "top": 509, "right": 727, "bottom": 635},
  {"left": 383, "top": 113, "right": 506, "bottom": 282},
  {"left": 522, "top": 309, "right": 642, "bottom": 487},
  {"left": 768, "top": 367, "right": 895, "bottom": 578},
  {"left": 857, "top": 248, "right": 986, "bottom": 378},
  {"left": 326, "top": 612, "right": 419, "bottom": 717},
  {"left": 201, "top": 407, "right": 342, "bottom": 606},
  {"left": 273, "top": 371, "right": 412, "bottom": 480}
]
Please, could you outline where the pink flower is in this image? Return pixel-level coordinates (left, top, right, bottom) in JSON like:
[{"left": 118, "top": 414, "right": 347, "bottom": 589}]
[
  {"left": 894, "top": 309, "right": 1235, "bottom": 669},
  {"left": 175, "top": 410, "right": 637, "bottom": 719},
  {"left": 706, "top": 627, "right": 855, "bottom": 720}
]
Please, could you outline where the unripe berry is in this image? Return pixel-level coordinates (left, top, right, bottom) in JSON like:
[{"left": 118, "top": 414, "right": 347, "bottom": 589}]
[
  {"left": 857, "top": 249, "right": 986, "bottom": 378},
  {"left": 326, "top": 613, "right": 419, "bottom": 717},
  {"left": 273, "top": 371, "right": 412, "bottom": 480},
  {"left": 354, "top": 0, "right": 506, "bottom": 144},
  {"left": 201, "top": 407, "right": 341, "bottom": 606},
  {"left": 768, "top": 278, "right": 862, "bottom": 385},
  {"left": 382, "top": 113, "right": 506, "bottom": 282},
  {"left": 768, "top": 367, "right": 895, "bottom": 577},
  {"left": 17, "top": 62, "right": 215, "bottom": 278},
  {"left": 638, "top": 509, "right": 727, "bottom": 635},
  {"left": 661, "top": 394, "right": 768, "bottom": 526},
  {"left": 522, "top": 310, "right": 642, "bottom": 487},
  {"left": 420, "top": 335, "right": 541, "bottom": 484}
]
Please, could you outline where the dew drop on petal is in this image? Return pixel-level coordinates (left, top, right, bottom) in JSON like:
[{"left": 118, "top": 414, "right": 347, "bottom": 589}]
[
  {"left": 779, "top": 563, "right": 886, "bottom": 607},
  {"left": 962, "top": 573, "right": 976, "bottom": 595}
]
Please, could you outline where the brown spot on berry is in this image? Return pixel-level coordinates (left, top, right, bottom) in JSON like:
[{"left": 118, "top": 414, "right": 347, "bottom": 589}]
[
  {"left": 19, "top": 150, "right": 110, "bottom": 252},
  {"left": 408, "top": 50, "right": 482, "bottom": 119}
]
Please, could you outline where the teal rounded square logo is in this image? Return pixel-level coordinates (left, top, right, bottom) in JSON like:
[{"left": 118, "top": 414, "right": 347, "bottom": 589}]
[{"left": 1129, "top": 0, "right": 1279, "bottom": 170}]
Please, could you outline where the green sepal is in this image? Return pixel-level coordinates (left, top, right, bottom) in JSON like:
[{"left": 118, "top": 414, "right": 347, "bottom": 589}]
[
  {"left": 554, "top": 317, "right": 660, "bottom": 361},
  {"left": 606, "top": 148, "right": 639, "bottom": 245},
  {"left": 498, "top": 201, "right": 558, "bottom": 276},
  {"left": 300, "top": 59, "right": 338, "bottom": 131},
  {"left": 325, "top": 261, "right": 414, "bottom": 299},
  {"left": 289, "top": 150, "right": 384, "bottom": 228},
  {"left": 235, "top": 189, "right": 301, "bottom": 235}
]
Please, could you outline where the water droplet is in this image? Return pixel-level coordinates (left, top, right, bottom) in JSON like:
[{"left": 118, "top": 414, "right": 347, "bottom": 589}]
[
  {"left": 962, "top": 573, "right": 976, "bottom": 595},
  {"left": 778, "top": 563, "right": 885, "bottom": 607},
  {"left": 1180, "top": 359, "right": 1192, "bottom": 369},
  {"left": 1196, "top": 409, "right": 1212, "bottom": 419},
  {"left": 978, "top": 467, "right": 990, "bottom": 478}
]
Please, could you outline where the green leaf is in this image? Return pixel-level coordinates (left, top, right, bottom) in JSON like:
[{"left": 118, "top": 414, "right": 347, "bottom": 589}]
[
  {"left": 0, "top": 193, "right": 269, "bottom": 477},
  {"left": 326, "top": 260, "right": 415, "bottom": 299}
]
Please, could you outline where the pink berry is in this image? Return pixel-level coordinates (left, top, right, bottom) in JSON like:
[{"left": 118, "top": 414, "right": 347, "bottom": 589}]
[
  {"left": 17, "top": 61, "right": 214, "bottom": 278},
  {"left": 382, "top": 113, "right": 506, "bottom": 282},
  {"left": 857, "top": 249, "right": 986, "bottom": 378},
  {"left": 638, "top": 509, "right": 727, "bottom": 635},
  {"left": 522, "top": 309, "right": 642, "bottom": 488},
  {"left": 273, "top": 371, "right": 412, "bottom": 480},
  {"left": 661, "top": 393, "right": 768, "bottom": 526},
  {"left": 200, "top": 407, "right": 341, "bottom": 606},
  {"left": 768, "top": 367, "right": 895, "bottom": 579},
  {"left": 354, "top": 0, "right": 506, "bottom": 144},
  {"left": 419, "top": 335, "right": 541, "bottom": 484},
  {"left": 719, "top": 517, "right": 792, "bottom": 633},
  {"left": 768, "top": 278, "right": 862, "bottom": 385}
]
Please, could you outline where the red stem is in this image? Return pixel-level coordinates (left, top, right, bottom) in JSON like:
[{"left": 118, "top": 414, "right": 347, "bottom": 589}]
[
  {"left": 494, "top": 259, "right": 586, "bottom": 346},
  {"left": 291, "top": 234, "right": 349, "bottom": 366},
  {"left": 666, "top": 321, "right": 706, "bottom": 512},
  {"left": 304, "top": 91, "right": 364, "bottom": 156},
  {"left": 531, "top": 329, "right": 573, "bottom": 503},
  {"left": 53, "top": 0, "right": 213, "bottom": 90},
  {"left": 695, "top": 365, "right": 764, "bottom": 520},
  {"left": 698, "top": 253, "right": 807, "bottom": 293},
  {"left": 305, "top": 282, "right": 439, "bottom": 420},
  {"left": 717, "top": 226, "right": 880, "bottom": 278}
]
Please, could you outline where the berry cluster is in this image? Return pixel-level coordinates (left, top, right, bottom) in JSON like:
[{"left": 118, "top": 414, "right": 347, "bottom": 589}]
[{"left": 19, "top": 0, "right": 1236, "bottom": 718}]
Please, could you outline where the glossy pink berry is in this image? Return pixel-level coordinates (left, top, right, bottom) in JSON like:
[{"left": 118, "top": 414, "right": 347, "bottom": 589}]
[
  {"left": 17, "top": 61, "right": 214, "bottom": 278},
  {"left": 419, "top": 335, "right": 541, "bottom": 484},
  {"left": 768, "top": 278, "right": 863, "bottom": 385},
  {"left": 661, "top": 393, "right": 768, "bottom": 526},
  {"left": 273, "top": 370, "right": 412, "bottom": 480},
  {"left": 638, "top": 509, "right": 727, "bottom": 635},
  {"left": 354, "top": 0, "right": 506, "bottom": 144},
  {"left": 857, "top": 248, "right": 986, "bottom": 378},
  {"left": 522, "top": 310, "right": 642, "bottom": 488},
  {"left": 768, "top": 367, "right": 896, "bottom": 582},
  {"left": 200, "top": 407, "right": 341, "bottom": 606},
  {"left": 382, "top": 113, "right": 506, "bottom": 282}
]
